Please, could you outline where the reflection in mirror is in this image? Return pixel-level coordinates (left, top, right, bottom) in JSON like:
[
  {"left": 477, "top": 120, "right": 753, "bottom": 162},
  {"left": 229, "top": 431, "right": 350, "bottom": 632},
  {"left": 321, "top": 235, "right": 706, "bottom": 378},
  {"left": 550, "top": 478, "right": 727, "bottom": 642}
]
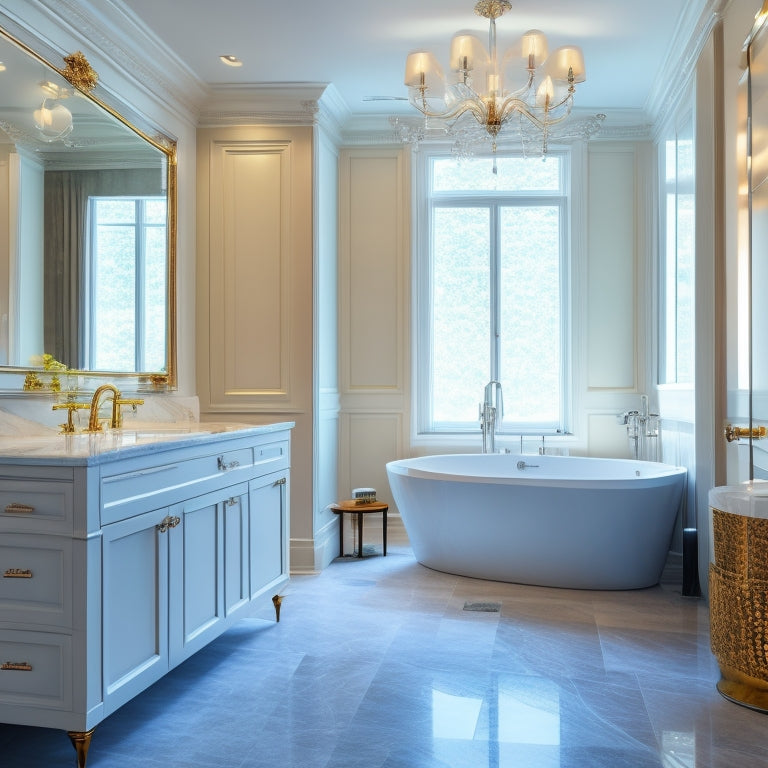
[{"left": 0, "top": 24, "right": 176, "bottom": 387}]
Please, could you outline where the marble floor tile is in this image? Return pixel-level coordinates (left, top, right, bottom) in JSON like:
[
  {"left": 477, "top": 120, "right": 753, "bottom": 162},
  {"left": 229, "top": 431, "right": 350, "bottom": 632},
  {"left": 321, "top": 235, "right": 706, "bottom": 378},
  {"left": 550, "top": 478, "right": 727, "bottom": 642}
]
[{"left": 2, "top": 537, "right": 768, "bottom": 767}]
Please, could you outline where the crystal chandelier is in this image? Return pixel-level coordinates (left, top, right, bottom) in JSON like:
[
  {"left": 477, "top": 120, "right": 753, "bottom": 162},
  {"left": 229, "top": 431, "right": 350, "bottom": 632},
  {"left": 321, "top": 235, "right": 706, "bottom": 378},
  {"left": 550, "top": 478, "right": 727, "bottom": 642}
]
[{"left": 403, "top": 0, "right": 589, "bottom": 155}]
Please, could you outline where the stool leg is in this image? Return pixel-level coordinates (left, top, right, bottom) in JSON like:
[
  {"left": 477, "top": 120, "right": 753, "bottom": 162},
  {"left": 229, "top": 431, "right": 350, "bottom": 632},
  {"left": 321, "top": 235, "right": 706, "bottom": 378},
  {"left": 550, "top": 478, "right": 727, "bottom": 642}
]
[
  {"left": 358, "top": 512, "right": 364, "bottom": 558},
  {"left": 383, "top": 509, "right": 387, "bottom": 556},
  {"left": 339, "top": 512, "right": 344, "bottom": 557}
]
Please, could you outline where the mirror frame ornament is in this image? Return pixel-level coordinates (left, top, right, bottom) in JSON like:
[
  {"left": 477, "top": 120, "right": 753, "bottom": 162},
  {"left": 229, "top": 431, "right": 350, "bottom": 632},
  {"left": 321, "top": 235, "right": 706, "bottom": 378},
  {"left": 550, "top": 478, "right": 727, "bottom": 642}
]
[{"left": 0, "top": 25, "right": 177, "bottom": 390}]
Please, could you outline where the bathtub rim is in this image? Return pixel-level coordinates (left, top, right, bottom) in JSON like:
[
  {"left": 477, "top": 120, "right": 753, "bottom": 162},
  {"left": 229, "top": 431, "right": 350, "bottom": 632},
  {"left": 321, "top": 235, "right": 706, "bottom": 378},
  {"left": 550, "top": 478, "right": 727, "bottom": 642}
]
[{"left": 386, "top": 453, "right": 687, "bottom": 491}]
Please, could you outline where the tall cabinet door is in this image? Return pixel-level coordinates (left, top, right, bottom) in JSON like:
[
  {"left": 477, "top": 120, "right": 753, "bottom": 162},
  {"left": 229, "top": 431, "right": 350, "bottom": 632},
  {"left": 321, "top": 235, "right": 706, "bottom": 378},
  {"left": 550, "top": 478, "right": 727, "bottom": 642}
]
[
  {"left": 169, "top": 483, "right": 249, "bottom": 666},
  {"left": 249, "top": 470, "right": 288, "bottom": 599},
  {"left": 102, "top": 507, "right": 169, "bottom": 716}
]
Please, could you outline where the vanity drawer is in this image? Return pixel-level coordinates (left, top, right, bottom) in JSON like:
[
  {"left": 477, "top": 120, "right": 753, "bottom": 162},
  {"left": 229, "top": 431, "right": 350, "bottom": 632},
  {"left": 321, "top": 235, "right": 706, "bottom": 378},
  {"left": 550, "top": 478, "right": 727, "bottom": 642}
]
[
  {"left": 101, "top": 446, "right": 255, "bottom": 524},
  {"left": 0, "top": 629, "right": 72, "bottom": 710},
  {"left": 254, "top": 440, "right": 290, "bottom": 473},
  {"left": 0, "top": 535, "right": 72, "bottom": 628},
  {"left": 0, "top": 479, "right": 73, "bottom": 534}
]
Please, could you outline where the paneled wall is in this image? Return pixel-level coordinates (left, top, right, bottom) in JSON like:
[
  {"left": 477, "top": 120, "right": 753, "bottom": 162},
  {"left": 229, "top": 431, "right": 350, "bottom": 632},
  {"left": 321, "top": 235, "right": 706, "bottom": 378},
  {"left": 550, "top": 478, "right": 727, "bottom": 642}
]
[
  {"left": 196, "top": 125, "right": 318, "bottom": 569},
  {"left": 338, "top": 149, "right": 409, "bottom": 502}
]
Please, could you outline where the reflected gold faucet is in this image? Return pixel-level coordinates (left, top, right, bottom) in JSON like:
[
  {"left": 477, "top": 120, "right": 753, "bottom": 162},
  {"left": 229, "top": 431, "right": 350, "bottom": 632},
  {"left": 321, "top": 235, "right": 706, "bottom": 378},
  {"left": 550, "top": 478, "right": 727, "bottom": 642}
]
[{"left": 87, "top": 384, "right": 144, "bottom": 431}]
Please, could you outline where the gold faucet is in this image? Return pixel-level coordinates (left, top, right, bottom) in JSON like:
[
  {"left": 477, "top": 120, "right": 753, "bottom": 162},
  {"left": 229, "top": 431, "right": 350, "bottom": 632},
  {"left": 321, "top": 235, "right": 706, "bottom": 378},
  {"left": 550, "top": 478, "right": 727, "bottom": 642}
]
[
  {"left": 87, "top": 384, "right": 144, "bottom": 431},
  {"left": 52, "top": 401, "right": 91, "bottom": 433}
]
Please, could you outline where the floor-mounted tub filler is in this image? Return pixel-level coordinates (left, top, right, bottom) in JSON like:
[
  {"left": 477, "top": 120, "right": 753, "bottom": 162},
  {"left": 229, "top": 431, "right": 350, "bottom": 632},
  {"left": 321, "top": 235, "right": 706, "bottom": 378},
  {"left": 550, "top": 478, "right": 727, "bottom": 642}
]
[{"left": 386, "top": 453, "right": 687, "bottom": 590}]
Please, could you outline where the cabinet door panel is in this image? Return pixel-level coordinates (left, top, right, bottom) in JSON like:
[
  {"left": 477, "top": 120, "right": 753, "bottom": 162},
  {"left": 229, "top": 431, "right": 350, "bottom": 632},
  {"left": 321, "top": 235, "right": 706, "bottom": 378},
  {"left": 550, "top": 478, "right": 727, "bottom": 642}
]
[
  {"left": 249, "top": 472, "right": 287, "bottom": 598},
  {"left": 180, "top": 501, "right": 219, "bottom": 640},
  {"left": 102, "top": 508, "right": 169, "bottom": 714},
  {"left": 170, "top": 483, "right": 249, "bottom": 666},
  {"left": 223, "top": 494, "right": 248, "bottom": 616}
]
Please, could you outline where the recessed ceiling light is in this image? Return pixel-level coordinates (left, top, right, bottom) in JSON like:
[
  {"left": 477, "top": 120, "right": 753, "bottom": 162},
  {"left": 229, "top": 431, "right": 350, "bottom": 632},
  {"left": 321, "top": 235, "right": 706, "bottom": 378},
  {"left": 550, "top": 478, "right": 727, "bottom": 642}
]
[
  {"left": 0, "top": 62, "right": 6, "bottom": 72},
  {"left": 219, "top": 55, "right": 243, "bottom": 67}
]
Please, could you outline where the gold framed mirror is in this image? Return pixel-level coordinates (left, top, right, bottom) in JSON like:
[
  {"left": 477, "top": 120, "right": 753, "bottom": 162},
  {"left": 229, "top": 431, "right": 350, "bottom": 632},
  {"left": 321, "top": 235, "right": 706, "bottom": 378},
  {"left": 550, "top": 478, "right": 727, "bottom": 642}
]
[{"left": 0, "top": 24, "right": 176, "bottom": 390}]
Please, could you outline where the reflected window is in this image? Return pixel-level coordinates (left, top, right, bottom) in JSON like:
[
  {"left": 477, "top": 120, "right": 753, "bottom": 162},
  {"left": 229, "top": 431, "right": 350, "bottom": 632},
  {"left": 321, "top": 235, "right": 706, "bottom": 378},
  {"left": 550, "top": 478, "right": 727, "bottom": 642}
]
[
  {"left": 432, "top": 677, "right": 560, "bottom": 746},
  {"left": 86, "top": 196, "right": 167, "bottom": 372},
  {"left": 432, "top": 689, "right": 482, "bottom": 739}
]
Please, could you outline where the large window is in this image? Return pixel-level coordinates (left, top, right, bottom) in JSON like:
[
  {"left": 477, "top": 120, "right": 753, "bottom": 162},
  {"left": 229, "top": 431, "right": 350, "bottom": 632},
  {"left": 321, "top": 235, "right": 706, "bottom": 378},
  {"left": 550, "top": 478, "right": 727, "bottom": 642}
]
[
  {"left": 87, "top": 197, "right": 167, "bottom": 372},
  {"left": 416, "top": 152, "right": 570, "bottom": 435},
  {"left": 659, "top": 112, "right": 695, "bottom": 385}
]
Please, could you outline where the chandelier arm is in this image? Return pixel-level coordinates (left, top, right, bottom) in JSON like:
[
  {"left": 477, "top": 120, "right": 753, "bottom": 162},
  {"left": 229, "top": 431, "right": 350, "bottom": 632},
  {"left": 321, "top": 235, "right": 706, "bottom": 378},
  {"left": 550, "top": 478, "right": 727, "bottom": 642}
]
[
  {"left": 408, "top": 93, "right": 490, "bottom": 124},
  {"left": 494, "top": 93, "right": 575, "bottom": 130}
]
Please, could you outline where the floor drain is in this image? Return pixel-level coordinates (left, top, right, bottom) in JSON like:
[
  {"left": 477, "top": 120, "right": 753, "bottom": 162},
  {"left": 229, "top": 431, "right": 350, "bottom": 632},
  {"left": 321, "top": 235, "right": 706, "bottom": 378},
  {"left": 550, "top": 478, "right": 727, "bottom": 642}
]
[{"left": 463, "top": 601, "right": 501, "bottom": 612}]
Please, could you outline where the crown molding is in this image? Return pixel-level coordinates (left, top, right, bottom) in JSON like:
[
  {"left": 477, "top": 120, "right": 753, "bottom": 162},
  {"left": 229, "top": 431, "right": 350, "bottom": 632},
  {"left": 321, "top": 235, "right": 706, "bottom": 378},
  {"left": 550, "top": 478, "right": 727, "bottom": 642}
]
[
  {"left": 196, "top": 82, "right": 349, "bottom": 138},
  {"left": 645, "top": 0, "right": 726, "bottom": 125}
]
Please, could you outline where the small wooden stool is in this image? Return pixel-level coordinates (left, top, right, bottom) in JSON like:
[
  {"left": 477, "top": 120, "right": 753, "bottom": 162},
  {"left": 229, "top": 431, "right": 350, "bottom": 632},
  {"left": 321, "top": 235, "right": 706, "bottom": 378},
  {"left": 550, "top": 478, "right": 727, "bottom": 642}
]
[{"left": 330, "top": 500, "right": 388, "bottom": 558}]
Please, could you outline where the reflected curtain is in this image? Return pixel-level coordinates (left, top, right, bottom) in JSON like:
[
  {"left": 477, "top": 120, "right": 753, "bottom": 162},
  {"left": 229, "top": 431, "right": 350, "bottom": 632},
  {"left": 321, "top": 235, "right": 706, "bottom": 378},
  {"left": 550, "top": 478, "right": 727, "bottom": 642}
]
[{"left": 43, "top": 169, "right": 163, "bottom": 369}]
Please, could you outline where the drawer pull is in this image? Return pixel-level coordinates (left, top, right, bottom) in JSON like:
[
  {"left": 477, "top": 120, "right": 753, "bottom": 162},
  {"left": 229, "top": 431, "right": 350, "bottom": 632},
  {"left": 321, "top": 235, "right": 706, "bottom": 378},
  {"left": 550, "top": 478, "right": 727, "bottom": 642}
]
[
  {"left": 1, "top": 662, "right": 32, "bottom": 671},
  {"left": 3, "top": 568, "right": 32, "bottom": 578},
  {"left": 226, "top": 497, "right": 239, "bottom": 507},
  {"left": 274, "top": 477, "right": 287, "bottom": 486},
  {"left": 4, "top": 503, "right": 35, "bottom": 514},
  {"left": 217, "top": 457, "right": 240, "bottom": 472}
]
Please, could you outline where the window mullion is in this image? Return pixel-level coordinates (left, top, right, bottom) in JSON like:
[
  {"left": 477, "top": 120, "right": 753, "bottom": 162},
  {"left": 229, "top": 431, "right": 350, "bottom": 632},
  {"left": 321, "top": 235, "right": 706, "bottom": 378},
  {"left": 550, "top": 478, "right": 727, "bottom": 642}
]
[
  {"left": 490, "top": 203, "right": 501, "bottom": 382},
  {"left": 135, "top": 199, "right": 145, "bottom": 371}
]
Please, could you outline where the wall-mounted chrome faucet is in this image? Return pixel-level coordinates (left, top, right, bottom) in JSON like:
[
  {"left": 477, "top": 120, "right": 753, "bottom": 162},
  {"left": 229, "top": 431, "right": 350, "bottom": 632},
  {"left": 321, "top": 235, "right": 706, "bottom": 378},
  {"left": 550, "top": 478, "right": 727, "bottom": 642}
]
[
  {"left": 479, "top": 380, "right": 503, "bottom": 453},
  {"left": 619, "top": 394, "right": 659, "bottom": 461}
]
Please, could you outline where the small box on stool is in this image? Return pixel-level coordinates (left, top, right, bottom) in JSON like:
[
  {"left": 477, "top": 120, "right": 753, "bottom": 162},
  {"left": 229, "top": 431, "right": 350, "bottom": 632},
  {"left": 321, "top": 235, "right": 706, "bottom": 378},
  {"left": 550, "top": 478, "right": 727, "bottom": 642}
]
[{"left": 352, "top": 487, "right": 376, "bottom": 504}]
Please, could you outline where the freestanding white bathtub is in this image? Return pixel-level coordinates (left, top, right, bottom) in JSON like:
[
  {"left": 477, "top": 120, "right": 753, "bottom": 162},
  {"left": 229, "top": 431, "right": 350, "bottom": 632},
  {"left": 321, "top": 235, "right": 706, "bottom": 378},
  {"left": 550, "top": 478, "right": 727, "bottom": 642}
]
[{"left": 386, "top": 453, "right": 687, "bottom": 590}]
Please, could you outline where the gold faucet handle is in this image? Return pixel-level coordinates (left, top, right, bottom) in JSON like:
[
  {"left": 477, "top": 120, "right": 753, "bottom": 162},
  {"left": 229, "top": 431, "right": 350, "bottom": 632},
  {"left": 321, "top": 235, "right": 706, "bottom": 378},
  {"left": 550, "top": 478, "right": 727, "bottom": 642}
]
[
  {"left": 52, "top": 402, "right": 91, "bottom": 434},
  {"left": 113, "top": 397, "right": 145, "bottom": 428}
]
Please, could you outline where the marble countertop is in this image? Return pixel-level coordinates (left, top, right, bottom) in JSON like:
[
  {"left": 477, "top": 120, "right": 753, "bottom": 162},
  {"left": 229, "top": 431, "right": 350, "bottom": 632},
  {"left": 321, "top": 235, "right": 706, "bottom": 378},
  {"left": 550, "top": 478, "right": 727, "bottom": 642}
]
[
  {"left": 709, "top": 481, "right": 768, "bottom": 518},
  {"left": 0, "top": 421, "right": 294, "bottom": 466}
]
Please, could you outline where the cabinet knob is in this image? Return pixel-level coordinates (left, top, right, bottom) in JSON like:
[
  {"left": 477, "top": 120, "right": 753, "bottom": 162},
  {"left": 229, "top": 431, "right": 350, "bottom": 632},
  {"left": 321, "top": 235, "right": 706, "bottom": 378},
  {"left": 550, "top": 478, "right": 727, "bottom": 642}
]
[{"left": 274, "top": 477, "right": 287, "bottom": 486}]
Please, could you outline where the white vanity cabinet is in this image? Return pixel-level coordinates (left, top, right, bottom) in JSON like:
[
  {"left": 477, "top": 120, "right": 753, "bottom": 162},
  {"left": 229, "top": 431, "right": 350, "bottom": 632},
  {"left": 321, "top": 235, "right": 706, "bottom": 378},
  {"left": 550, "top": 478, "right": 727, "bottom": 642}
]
[{"left": 0, "top": 422, "right": 291, "bottom": 766}]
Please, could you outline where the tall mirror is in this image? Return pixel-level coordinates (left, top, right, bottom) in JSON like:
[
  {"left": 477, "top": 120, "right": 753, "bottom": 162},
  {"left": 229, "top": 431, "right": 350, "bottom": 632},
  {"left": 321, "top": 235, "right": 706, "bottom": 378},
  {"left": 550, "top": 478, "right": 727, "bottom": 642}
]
[{"left": 0, "top": 24, "right": 176, "bottom": 388}]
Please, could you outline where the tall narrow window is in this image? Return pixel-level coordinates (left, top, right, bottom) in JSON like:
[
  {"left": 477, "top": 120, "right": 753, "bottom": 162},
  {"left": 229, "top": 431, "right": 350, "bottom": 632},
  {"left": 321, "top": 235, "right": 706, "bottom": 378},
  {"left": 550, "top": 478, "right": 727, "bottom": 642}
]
[
  {"left": 87, "top": 197, "right": 167, "bottom": 372},
  {"left": 417, "top": 152, "right": 570, "bottom": 435},
  {"left": 659, "top": 112, "right": 695, "bottom": 384}
]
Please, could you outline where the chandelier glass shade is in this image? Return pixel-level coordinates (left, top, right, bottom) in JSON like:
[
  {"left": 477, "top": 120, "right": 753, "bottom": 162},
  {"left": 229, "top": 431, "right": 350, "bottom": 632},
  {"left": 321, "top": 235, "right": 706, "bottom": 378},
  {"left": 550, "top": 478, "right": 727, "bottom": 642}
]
[
  {"left": 404, "top": 0, "right": 587, "bottom": 154},
  {"left": 32, "top": 98, "right": 73, "bottom": 143}
]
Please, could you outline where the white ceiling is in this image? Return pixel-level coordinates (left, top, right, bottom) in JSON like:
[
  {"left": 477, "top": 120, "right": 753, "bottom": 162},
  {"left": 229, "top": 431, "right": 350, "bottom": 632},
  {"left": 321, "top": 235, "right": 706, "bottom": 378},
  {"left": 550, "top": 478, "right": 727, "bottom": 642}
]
[{"left": 115, "top": 0, "right": 696, "bottom": 120}]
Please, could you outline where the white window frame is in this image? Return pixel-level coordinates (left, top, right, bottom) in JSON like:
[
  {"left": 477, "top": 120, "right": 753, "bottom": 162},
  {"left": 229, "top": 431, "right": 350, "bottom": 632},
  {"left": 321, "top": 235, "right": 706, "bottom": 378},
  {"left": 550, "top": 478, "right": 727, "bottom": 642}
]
[{"left": 411, "top": 146, "right": 574, "bottom": 443}]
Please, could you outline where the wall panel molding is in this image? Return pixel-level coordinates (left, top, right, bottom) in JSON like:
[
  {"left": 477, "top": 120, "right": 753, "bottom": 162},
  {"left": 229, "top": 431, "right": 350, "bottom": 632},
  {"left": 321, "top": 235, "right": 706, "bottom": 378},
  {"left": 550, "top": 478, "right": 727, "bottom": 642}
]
[{"left": 339, "top": 148, "right": 407, "bottom": 395}]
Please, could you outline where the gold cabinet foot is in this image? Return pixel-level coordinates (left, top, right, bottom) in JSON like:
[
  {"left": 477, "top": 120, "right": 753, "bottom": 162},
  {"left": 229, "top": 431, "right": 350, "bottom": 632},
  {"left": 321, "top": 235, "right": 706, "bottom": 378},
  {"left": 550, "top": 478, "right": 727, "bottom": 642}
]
[
  {"left": 272, "top": 593, "right": 283, "bottom": 622},
  {"left": 67, "top": 728, "right": 95, "bottom": 768}
]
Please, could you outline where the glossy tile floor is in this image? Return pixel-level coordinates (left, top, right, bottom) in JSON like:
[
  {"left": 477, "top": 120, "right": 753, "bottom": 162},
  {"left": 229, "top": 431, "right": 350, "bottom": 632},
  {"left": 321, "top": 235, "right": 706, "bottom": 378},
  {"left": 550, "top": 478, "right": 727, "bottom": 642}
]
[{"left": 2, "top": 526, "right": 768, "bottom": 768}]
